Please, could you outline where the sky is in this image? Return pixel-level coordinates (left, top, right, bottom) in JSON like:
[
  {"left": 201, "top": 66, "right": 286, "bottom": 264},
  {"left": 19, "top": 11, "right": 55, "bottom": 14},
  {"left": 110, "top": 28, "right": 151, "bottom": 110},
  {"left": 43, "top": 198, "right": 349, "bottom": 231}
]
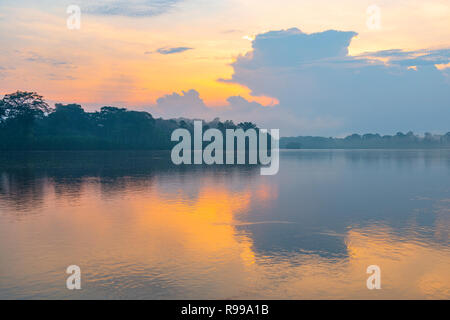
[{"left": 0, "top": 0, "right": 449, "bottom": 136}]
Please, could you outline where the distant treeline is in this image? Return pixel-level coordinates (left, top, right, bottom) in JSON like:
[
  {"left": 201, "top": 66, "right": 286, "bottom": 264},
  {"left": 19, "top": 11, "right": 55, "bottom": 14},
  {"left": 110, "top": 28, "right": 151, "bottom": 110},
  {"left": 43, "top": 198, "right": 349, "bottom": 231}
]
[
  {"left": 281, "top": 132, "right": 450, "bottom": 149},
  {"left": 0, "top": 91, "right": 258, "bottom": 151},
  {"left": 1, "top": 91, "right": 449, "bottom": 150}
]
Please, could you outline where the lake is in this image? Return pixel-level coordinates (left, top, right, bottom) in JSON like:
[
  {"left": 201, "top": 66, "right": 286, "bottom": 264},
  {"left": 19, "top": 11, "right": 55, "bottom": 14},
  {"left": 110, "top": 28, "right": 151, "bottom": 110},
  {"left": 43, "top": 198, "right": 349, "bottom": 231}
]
[{"left": 0, "top": 150, "right": 449, "bottom": 299}]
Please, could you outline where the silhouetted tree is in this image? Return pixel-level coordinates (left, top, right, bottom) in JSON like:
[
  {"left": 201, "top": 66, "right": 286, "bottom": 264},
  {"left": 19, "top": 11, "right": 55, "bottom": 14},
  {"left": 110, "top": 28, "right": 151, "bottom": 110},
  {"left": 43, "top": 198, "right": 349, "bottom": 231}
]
[
  {"left": 1, "top": 90, "right": 449, "bottom": 151},
  {"left": 0, "top": 91, "right": 51, "bottom": 119},
  {"left": 0, "top": 91, "right": 52, "bottom": 148}
]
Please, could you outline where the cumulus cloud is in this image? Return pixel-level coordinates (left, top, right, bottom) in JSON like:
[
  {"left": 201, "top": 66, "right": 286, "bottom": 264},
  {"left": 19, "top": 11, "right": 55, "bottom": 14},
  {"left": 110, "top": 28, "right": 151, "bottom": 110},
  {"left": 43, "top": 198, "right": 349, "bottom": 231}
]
[
  {"left": 146, "top": 90, "right": 259, "bottom": 121},
  {"left": 234, "top": 28, "right": 357, "bottom": 68},
  {"left": 150, "top": 89, "right": 210, "bottom": 119},
  {"left": 143, "top": 28, "right": 449, "bottom": 136},
  {"left": 146, "top": 89, "right": 342, "bottom": 133},
  {"left": 224, "top": 28, "right": 450, "bottom": 136}
]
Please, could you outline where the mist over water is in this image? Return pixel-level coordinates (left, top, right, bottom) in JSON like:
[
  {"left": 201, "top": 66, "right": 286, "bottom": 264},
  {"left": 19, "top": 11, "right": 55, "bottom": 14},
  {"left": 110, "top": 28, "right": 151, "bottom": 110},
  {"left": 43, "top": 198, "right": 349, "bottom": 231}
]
[{"left": 0, "top": 150, "right": 449, "bottom": 299}]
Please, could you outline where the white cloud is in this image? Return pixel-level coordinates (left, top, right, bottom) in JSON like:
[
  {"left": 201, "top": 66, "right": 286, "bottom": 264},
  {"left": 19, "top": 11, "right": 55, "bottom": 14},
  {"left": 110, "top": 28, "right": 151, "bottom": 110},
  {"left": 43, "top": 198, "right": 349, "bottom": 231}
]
[
  {"left": 224, "top": 28, "right": 450, "bottom": 136},
  {"left": 145, "top": 90, "right": 343, "bottom": 135}
]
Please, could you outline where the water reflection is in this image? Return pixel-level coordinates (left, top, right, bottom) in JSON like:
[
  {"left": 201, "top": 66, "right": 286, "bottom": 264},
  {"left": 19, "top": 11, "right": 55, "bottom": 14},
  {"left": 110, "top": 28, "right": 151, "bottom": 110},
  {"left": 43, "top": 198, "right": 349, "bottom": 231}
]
[{"left": 0, "top": 150, "right": 448, "bottom": 299}]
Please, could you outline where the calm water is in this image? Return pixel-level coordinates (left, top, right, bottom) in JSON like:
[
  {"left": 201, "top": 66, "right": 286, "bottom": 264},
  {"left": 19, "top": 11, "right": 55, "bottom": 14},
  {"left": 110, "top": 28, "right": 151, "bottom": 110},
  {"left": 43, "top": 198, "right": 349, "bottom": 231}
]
[{"left": 0, "top": 150, "right": 449, "bottom": 299}]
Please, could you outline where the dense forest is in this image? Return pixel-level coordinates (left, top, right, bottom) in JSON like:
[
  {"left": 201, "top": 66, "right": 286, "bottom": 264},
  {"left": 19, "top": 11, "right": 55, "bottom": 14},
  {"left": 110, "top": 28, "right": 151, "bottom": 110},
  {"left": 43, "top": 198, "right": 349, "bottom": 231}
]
[
  {"left": 1, "top": 91, "right": 449, "bottom": 150},
  {"left": 0, "top": 91, "right": 257, "bottom": 151}
]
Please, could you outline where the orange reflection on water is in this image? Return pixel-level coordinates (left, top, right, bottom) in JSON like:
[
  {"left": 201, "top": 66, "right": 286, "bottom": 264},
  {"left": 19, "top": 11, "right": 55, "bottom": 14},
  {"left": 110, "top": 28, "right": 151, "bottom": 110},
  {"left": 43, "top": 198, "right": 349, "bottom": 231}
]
[
  {"left": 132, "top": 182, "right": 253, "bottom": 255},
  {"left": 0, "top": 172, "right": 448, "bottom": 299}
]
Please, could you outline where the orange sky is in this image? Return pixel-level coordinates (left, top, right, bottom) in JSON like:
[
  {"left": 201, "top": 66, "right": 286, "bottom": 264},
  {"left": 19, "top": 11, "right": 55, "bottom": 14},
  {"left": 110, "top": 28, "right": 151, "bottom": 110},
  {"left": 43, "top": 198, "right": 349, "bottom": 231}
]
[{"left": 0, "top": 0, "right": 449, "bottom": 109}]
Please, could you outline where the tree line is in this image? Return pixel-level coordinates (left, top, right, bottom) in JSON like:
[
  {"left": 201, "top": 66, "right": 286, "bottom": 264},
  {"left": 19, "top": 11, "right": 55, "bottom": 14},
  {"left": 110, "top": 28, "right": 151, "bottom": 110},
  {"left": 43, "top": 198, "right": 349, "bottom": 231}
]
[
  {"left": 1, "top": 91, "right": 449, "bottom": 150},
  {"left": 281, "top": 132, "right": 450, "bottom": 149},
  {"left": 0, "top": 91, "right": 258, "bottom": 150}
]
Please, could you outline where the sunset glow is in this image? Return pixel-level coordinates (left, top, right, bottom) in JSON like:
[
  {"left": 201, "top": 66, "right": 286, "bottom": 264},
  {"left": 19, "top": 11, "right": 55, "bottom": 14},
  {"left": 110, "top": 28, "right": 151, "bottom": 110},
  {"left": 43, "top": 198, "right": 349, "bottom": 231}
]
[{"left": 1, "top": 0, "right": 449, "bottom": 111}]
